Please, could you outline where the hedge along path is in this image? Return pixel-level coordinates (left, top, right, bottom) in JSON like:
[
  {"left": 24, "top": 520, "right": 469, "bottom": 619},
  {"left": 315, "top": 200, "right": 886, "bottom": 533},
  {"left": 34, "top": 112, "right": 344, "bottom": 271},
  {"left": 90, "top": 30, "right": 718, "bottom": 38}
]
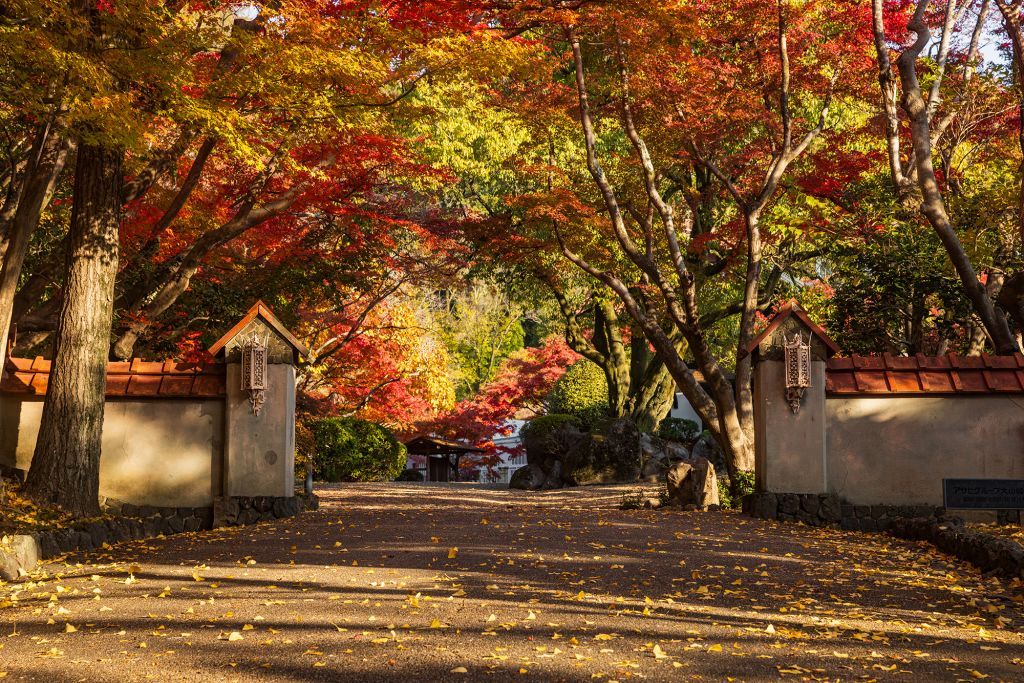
[{"left": 0, "top": 482, "right": 1022, "bottom": 681}]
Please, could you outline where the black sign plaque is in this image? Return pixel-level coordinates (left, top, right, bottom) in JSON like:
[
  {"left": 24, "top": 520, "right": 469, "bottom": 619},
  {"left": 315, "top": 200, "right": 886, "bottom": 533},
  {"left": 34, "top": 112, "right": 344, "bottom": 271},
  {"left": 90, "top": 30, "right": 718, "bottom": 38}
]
[{"left": 943, "top": 479, "right": 1024, "bottom": 510}]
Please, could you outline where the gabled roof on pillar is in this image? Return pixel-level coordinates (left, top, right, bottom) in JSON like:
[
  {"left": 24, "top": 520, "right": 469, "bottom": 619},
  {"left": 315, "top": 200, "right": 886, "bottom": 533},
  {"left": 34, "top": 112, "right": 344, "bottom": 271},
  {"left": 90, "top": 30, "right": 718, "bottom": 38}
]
[
  {"left": 741, "top": 301, "right": 841, "bottom": 361},
  {"left": 208, "top": 300, "right": 309, "bottom": 362}
]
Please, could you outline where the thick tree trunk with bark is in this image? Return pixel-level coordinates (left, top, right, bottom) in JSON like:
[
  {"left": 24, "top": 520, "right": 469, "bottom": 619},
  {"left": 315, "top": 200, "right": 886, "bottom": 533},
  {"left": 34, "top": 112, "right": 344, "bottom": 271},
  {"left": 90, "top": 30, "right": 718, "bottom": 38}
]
[
  {"left": 547, "top": 280, "right": 678, "bottom": 433},
  {"left": 0, "top": 126, "right": 69, "bottom": 359},
  {"left": 25, "top": 144, "right": 122, "bottom": 516}
]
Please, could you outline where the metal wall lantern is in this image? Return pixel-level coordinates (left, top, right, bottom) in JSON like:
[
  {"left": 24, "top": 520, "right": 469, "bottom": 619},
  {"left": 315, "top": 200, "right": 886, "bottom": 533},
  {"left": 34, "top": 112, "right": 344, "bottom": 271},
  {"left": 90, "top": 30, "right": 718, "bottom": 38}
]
[
  {"left": 783, "top": 332, "right": 811, "bottom": 414},
  {"left": 241, "top": 332, "right": 269, "bottom": 415}
]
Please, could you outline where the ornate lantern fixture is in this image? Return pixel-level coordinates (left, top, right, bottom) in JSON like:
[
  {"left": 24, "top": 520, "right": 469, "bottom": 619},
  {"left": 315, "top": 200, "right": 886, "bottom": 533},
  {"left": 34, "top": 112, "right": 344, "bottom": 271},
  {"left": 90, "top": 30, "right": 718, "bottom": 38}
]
[
  {"left": 241, "top": 332, "right": 268, "bottom": 415},
  {"left": 783, "top": 331, "right": 811, "bottom": 414}
]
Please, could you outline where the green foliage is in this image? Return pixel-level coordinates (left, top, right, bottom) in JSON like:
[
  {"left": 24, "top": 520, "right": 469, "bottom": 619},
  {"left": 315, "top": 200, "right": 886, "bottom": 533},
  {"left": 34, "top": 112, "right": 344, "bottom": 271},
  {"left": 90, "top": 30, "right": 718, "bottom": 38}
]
[
  {"left": 824, "top": 218, "right": 974, "bottom": 356},
  {"left": 717, "top": 479, "right": 733, "bottom": 510},
  {"left": 547, "top": 360, "right": 608, "bottom": 426},
  {"left": 436, "top": 284, "right": 528, "bottom": 400},
  {"left": 657, "top": 417, "right": 701, "bottom": 444},
  {"left": 311, "top": 417, "right": 407, "bottom": 483},
  {"left": 715, "top": 470, "right": 755, "bottom": 510},
  {"left": 731, "top": 470, "right": 756, "bottom": 507}
]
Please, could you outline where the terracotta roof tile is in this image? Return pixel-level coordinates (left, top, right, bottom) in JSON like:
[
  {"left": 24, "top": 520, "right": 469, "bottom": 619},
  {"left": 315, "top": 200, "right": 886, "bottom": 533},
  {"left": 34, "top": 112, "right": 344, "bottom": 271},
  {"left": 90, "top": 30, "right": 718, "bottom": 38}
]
[
  {"left": 949, "top": 353, "right": 985, "bottom": 369},
  {"left": 106, "top": 375, "right": 130, "bottom": 396},
  {"left": 919, "top": 370, "right": 955, "bottom": 392},
  {"left": 127, "top": 375, "right": 161, "bottom": 396},
  {"left": 954, "top": 370, "right": 989, "bottom": 392},
  {"left": 984, "top": 370, "right": 1023, "bottom": 392},
  {"left": 159, "top": 375, "right": 195, "bottom": 396},
  {"left": 0, "top": 372, "right": 34, "bottom": 393},
  {"left": 29, "top": 373, "right": 48, "bottom": 394},
  {"left": 852, "top": 355, "right": 886, "bottom": 370},
  {"left": 883, "top": 354, "right": 918, "bottom": 369},
  {"left": 886, "top": 370, "right": 922, "bottom": 392},
  {"left": 825, "top": 371, "right": 857, "bottom": 393},
  {"left": 7, "top": 357, "right": 33, "bottom": 372},
  {"left": 826, "top": 354, "right": 1024, "bottom": 395},
  {"left": 915, "top": 353, "right": 952, "bottom": 369},
  {"left": 1, "top": 355, "right": 227, "bottom": 398},
  {"left": 983, "top": 354, "right": 1020, "bottom": 369},
  {"left": 828, "top": 356, "right": 854, "bottom": 370},
  {"left": 854, "top": 370, "right": 889, "bottom": 392},
  {"left": 192, "top": 374, "right": 226, "bottom": 397},
  {"left": 130, "top": 359, "right": 164, "bottom": 374}
]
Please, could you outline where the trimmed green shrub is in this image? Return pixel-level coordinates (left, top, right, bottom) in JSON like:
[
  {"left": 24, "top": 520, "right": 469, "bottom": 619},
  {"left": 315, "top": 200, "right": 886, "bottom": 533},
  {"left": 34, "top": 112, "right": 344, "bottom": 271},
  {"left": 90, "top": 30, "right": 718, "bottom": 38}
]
[
  {"left": 311, "top": 417, "right": 407, "bottom": 482},
  {"left": 547, "top": 360, "right": 609, "bottom": 427},
  {"left": 657, "top": 417, "right": 700, "bottom": 444}
]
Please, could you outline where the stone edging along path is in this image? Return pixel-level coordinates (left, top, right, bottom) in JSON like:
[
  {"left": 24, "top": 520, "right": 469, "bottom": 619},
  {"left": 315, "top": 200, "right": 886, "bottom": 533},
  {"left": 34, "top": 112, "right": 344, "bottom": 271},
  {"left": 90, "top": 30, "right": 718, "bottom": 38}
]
[
  {"left": 0, "top": 493, "right": 319, "bottom": 581},
  {"left": 744, "top": 491, "right": 1024, "bottom": 580}
]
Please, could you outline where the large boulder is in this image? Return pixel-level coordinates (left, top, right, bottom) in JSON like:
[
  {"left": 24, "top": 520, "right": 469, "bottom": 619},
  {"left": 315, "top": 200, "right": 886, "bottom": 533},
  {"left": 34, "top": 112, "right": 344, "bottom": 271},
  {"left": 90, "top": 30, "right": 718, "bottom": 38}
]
[
  {"left": 541, "top": 460, "right": 563, "bottom": 490},
  {"left": 665, "top": 457, "right": 720, "bottom": 508},
  {"left": 521, "top": 415, "right": 585, "bottom": 476},
  {"left": 561, "top": 418, "right": 641, "bottom": 485},
  {"left": 509, "top": 464, "right": 546, "bottom": 490},
  {"left": 691, "top": 433, "right": 728, "bottom": 476},
  {"left": 639, "top": 433, "right": 690, "bottom": 482},
  {"left": 0, "top": 535, "right": 39, "bottom": 581}
]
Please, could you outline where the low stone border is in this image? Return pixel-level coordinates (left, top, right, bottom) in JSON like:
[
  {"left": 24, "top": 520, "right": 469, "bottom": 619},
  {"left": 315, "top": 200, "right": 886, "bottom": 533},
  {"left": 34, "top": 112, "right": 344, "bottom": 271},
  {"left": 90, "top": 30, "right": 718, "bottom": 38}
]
[
  {"left": 888, "top": 516, "right": 1024, "bottom": 579},
  {"left": 743, "top": 491, "right": 942, "bottom": 530},
  {"left": 743, "top": 492, "right": 1024, "bottom": 579},
  {"left": 0, "top": 493, "right": 319, "bottom": 581}
]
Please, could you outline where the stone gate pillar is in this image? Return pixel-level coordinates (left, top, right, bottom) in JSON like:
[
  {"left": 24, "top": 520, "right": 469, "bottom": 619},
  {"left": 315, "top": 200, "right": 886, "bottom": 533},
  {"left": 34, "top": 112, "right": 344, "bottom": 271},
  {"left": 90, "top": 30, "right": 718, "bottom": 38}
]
[
  {"left": 743, "top": 302, "right": 841, "bottom": 495},
  {"left": 208, "top": 301, "right": 308, "bottom": 498}
]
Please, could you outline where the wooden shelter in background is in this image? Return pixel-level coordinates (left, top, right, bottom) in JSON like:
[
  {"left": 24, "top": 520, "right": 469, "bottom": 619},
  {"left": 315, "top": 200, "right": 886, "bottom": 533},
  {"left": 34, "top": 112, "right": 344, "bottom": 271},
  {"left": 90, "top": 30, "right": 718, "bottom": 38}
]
[{"left": 404, "top": 436, "right": 484, "bottom": 482}]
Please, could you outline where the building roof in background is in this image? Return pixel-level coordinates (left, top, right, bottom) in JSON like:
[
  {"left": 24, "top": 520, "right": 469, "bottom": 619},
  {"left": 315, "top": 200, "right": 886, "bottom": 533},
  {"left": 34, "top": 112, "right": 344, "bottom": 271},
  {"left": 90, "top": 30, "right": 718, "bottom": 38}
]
[
  {"left": 0, "top": 357, "right": 226, "bottom": 398},
  {"left": 826, "top": 353, "right": 1024, "bottom": 395},
  {"left": 405, "top": 436, "right": 485, "bottom": 455}
]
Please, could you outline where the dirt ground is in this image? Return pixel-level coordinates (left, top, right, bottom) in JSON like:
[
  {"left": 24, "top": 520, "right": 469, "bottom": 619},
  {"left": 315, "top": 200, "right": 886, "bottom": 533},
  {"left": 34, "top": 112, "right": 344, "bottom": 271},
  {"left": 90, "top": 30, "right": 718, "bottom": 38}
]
[{"left": 1, "top": 482, "right": 1023, "bottom": 682}]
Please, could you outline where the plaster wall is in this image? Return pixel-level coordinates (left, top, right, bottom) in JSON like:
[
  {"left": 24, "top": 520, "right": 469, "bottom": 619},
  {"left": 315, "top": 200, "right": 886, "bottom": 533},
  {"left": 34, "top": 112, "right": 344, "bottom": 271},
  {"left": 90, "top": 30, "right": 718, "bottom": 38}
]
[
  {"left": 825, "top": 395, "right": 1024, "bottom": 505},
  {"left": 223, "top": 363, "right": 295, "bottom": 498},
  {"left": 754, "top": 360, "right": 827, "bottom": 494},
  {"left": 0, "top": 396, "right": 223, "bottom": 507}
]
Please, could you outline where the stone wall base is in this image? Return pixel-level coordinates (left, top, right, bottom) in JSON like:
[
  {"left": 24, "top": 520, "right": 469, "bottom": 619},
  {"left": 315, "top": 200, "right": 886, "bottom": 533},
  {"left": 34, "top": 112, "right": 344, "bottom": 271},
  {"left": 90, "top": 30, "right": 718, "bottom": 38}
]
[
  {"left": 212, "top": 494, "right": 318, "bottom": 527},
  {"left": 743, "top": 491, "right": 943, "bottom": 530},
  {"left": 887, "top": 516, "right": 1024, "bottom": 579},
  {"left": 0, "top": 493, "right": 320, "bottom": 581},
  {"left": 744, "top": 491, "right": 1024, "bottom": 580}
]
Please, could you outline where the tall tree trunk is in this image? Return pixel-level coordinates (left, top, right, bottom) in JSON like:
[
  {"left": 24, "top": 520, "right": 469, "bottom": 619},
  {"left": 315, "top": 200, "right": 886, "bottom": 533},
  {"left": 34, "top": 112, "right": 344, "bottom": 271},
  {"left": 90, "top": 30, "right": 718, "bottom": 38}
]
[
  {"left": 625, "top": 357, "right": 677, "bottom": 433},
  {"left": 591, "top": 297, "right": 630, "bottom": 415},
  {"left": 25, "top": 144, "right": 122, "bottom": 516},
  {"left": 874, "top": 0, "right": 1019, "bottom": 354},
  {"left": 0, "top": 128, "right": 69, "bottom": 361},
  {"left": 733, "top": 210, "right": 761, "bottom": 442}
]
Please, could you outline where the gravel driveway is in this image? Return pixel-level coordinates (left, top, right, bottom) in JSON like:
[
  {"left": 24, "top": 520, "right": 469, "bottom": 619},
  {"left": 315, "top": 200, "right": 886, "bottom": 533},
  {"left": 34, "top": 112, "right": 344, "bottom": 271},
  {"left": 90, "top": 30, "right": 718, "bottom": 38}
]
[{"left": 1, "top": 482, "right": 1022, "bottom": 681}]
